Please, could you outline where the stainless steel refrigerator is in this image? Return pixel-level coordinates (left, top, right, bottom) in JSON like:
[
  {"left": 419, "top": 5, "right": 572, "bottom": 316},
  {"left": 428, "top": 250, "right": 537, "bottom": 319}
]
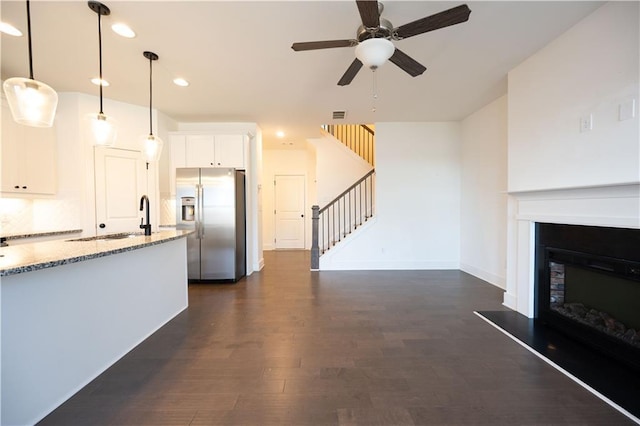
[{"left": 176, "top": 168, "right": 246, "bottom": 282}]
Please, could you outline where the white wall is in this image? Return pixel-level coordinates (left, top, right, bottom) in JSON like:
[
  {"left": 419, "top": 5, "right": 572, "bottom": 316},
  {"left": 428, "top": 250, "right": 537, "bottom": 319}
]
[
  {"left": 508, "top": 2, "right": 640, "bottom": 193},
  {"left": 504, "top": 2, "right": 640, "bottom": 316},
  {"left": 262, "top": 146, "right": 317, "bottom": 250},
  {"left": 460, "top": 95, "right": 508, "bottom": 288},
  {"left": 308, "top": 132, "right": 373, "bottom": 206},
  {"left": 320, "top": 122, "right": 461, "bottom": 270}
]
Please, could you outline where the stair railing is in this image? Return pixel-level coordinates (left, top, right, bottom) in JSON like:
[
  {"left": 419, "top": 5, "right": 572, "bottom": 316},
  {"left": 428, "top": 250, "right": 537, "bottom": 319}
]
[
  {"left": 321, "top": 124, "right": 375, "bottom": 166},
  {"left": 311, "top": 169, "right": 375, "bottom": 269}
]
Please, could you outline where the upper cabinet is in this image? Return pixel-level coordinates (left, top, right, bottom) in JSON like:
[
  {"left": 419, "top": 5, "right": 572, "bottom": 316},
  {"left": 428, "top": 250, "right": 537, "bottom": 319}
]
[
  {"left": 171, "top": 133, "right": 245, "bottom": 169},
  {"left": 185, "top": 134, "right": 216, "bottom": 167},
  {"left": 213, "top": 135, "right": 245, "bottom": 168},
  {"left": 168, "top": 133, "right": 245, "bottom": 196},
  {"left": 1, "top": 102, "right": 57, "bottom": 195}
]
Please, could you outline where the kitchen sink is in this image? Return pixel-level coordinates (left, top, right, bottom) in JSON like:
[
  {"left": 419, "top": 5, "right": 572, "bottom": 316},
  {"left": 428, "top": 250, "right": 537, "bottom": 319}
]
[{"left": 68, "top": 232, "right": 145, "bottom": 242}]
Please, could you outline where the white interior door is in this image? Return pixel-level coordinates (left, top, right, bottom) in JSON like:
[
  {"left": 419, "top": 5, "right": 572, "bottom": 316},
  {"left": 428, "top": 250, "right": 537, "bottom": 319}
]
[
  {"left": 95, "top": 147, "right": 145, "bottom": 235},
  {"left": 274, "top": 175, "right": 305, "bottom": 249}
]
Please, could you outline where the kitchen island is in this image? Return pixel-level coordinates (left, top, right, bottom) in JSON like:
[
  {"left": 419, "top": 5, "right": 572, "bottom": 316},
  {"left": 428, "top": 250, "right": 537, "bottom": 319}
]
[{"left": 1, "top": 230, "right": 192, "bottom": 426}]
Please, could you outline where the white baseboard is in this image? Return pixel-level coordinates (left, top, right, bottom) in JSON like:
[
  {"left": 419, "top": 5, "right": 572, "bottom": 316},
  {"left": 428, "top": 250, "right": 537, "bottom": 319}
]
[
  {"left": 503, "top": 292, "right": 518, "bottom": 311},
  {"left": 319, "top": 259, "right": 459, "bottom": 271},
  {"left": 460, "top": 262, "right": 506, "bottom": 289}
]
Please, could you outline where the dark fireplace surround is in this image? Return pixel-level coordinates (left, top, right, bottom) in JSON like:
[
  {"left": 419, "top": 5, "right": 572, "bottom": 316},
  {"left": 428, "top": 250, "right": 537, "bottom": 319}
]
[{"left": 535, "top": 223, "right": 640, "bottom": 371}]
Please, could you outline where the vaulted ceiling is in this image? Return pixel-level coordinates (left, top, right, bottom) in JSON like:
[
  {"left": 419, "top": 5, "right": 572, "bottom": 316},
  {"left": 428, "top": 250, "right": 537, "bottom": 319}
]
[{"left": 1, "top": 1, "right": 603, "bottom": 148}]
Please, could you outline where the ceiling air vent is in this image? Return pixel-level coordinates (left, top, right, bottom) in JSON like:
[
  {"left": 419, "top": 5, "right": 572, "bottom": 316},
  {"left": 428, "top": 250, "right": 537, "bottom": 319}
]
[{"left": 332, "top": 110, "right": 347, "bottom": 120}]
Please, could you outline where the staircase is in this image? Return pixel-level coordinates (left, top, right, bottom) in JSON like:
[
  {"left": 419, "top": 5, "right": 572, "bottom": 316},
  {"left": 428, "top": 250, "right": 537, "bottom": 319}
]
[
  {"left": 312, "top": 124, "right": 376, "bottom": 270},
  {"left": 321, "top": 124, "right": 375, "bottom": 166}
]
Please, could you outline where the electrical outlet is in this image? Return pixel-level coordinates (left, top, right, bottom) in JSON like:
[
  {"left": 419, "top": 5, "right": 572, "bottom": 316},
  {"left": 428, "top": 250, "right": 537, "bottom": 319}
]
[{"left": 579, "top": 114, "right": 593, "bottom": 133}]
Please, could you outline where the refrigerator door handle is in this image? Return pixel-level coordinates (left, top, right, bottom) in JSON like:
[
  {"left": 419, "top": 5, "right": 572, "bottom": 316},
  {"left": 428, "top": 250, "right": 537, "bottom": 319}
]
[
  {"left": 199, "top": 184, "right": 205, "bottom": 239},
  {"left": 196, "top": 184, "right": 203, "bottom": 239}
]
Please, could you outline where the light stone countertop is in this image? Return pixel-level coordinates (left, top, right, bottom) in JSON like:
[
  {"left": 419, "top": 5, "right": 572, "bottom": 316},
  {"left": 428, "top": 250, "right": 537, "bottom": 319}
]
[
  {"left": 1, "top": 229, "right": 83, "bottom": 241},
  {"left": 0, "top": 230, "right": 193, "bottom": 277}
]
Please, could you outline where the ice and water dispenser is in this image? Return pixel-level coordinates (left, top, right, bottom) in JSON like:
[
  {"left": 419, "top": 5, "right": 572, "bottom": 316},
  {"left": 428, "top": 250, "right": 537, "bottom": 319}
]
[{"left": 181, "top": 197, "right": 195, "bottom": 221}]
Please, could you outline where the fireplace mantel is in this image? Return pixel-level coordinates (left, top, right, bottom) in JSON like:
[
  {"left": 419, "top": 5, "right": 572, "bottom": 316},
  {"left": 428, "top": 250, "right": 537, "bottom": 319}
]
[{"left": 504, "top": 183, "right": 640, "bottom": 317}]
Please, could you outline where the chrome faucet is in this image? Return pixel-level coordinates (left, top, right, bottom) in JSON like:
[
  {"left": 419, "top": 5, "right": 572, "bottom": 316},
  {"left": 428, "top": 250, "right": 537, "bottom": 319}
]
[{"left": 139, "top": 195, "right": 152, "bottom": 236}]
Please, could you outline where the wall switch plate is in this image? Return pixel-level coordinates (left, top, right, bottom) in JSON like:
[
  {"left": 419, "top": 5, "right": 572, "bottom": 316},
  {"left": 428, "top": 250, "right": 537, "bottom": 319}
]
[
  {"left": 579, "top": 114, "right": 593, "bottom": 132},
  {"left": 619, "top": 99, "right": 636, "bottom": 121}
]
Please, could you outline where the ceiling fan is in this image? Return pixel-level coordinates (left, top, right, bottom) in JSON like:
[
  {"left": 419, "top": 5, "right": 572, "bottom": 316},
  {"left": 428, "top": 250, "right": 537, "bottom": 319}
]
[{"left": 291, "top": 1, "right": 471, "bottom": 86}]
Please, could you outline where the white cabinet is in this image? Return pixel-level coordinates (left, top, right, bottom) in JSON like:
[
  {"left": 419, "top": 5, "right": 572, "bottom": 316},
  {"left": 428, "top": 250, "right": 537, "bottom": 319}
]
[
  {"left": 214, "top": 134, "right": 245, "bottom": 168},
  {"left": 1, "top": 102, "right": 57, "bottom": 195},
  {"left": 168, "top": 133, "right": 245, "bottom": 196},
  {"left": 185, "top": 135, "right": 216, "bottom": 167},
  {"left": 170, "top": 135, "right": 186, "bottom": 169},
  {"left": 173, "top": 133, "right": 244, "bottom": 169}
]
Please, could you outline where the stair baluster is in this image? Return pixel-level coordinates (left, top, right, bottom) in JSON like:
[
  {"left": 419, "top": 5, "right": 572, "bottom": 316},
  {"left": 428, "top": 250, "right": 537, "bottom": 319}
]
[{"left": 311, "top": 169, "right": 375, "bottom": 269}]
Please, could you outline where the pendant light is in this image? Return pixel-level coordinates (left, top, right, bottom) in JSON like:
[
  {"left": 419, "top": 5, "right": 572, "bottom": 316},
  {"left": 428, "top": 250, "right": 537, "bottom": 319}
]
[
  {"left": 86, "top": 1, "right": 117, "bottom": 147},
  {"left": 2, "top": 0, "right": 58, "bottom": 127},
  {"left": 140, "top": 51, "right": 163, "bottom": 163}
]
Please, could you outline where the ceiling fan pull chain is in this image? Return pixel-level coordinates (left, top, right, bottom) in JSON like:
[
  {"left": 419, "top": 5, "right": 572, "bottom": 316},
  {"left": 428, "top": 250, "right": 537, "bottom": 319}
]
[{"left": 371, "top": 69, "right": 378, "bottom": 113}]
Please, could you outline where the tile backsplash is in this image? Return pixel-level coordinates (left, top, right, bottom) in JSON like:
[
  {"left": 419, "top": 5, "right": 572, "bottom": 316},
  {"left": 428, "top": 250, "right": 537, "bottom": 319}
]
[
  {"left": 160, "top": 193, "right": 176, "bottom": 226},
  {"left": 0, "top": 198, "right": 81, "bottom": 235}
]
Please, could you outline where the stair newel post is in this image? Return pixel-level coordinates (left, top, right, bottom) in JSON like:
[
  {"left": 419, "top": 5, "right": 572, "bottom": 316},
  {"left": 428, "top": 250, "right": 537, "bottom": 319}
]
[{"left": 311, "top": 205, "right": 320, "bottom": 270}]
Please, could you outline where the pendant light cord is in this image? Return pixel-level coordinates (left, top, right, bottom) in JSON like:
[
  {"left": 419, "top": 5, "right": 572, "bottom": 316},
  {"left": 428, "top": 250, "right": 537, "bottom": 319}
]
[
  {"left": 97, "top": 8, "right": 104, "bottom": 114},
  {"left": 149, "top": 56, "right": 153, "bottom": 136},
  {"left": 26, "top": 0, "right": 34, "bottom": 80}
]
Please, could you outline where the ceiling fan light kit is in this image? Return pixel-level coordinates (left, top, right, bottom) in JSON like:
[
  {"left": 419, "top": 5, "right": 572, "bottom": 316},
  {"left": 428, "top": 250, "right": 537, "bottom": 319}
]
[
  {"left": 292, "top": 1, "right": 471, "bottom": 86},
  {"left": 3, "top": 0, "right": 58, "bottom": 127},
  {"left": 355, "top": 38, "right": 394, "bottom": 70}
]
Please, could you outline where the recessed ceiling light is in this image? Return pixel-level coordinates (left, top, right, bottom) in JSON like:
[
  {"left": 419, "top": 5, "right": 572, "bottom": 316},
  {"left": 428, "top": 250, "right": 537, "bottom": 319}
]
[
  {"left": 276, "top": 131, "right": 285, "bottom": 138},
  {"left": 111, "top": 23, "right": 135, "bottom": 38},
  {"left": 173, "top": 78, "right": 189, "bottom": 87},
  {"left": 0, "top": 22, "right": 22, "bottom": 37},
  {"left": 91, "top": 78, "right": 110, "bottom": 87}
]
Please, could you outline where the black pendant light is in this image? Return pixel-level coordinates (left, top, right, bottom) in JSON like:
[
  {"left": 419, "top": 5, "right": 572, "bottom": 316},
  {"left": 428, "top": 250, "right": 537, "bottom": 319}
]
[
  {"left": 2, "top": 0, "right": 58, "bottom": 127},
  {"left": 86, "top": 1, "right": 117, "bottom": 146},
  {"left": 140, "top": 51, "right": 163, "bottom": 162}
]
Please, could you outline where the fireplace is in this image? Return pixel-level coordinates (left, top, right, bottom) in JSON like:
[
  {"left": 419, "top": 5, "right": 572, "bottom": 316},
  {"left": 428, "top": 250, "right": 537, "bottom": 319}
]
[{"left": 536, "top": 223, "right": 640, "bottom": 371}]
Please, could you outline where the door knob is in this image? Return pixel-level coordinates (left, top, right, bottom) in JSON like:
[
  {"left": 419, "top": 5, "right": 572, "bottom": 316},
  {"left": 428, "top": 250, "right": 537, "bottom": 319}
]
[{"left": 99, "top": 223, "right": 106, "bottom": 229}]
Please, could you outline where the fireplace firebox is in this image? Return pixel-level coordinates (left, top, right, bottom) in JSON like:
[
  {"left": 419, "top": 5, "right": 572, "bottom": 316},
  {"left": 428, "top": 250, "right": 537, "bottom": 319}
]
[{"left": 536, "top": 223, "right": 640, "bottom": 371}]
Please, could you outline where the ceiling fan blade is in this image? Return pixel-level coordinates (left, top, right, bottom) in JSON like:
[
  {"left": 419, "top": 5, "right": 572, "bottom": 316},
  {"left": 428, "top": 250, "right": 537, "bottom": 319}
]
[
  {"left": 291, "top": 40, "right": 358, "bottom": 51},
  {"left": 356, "top": 0, "right": 380, "bottom": 29},
  {"left": 389, "top": 48, "right": 426, "bottom": 77},
  {"left": 338, "top": 59, "right": 364, "bottom": 86},
  {"left": 394, "top": 4, "right": 471, "bottom": 39}
]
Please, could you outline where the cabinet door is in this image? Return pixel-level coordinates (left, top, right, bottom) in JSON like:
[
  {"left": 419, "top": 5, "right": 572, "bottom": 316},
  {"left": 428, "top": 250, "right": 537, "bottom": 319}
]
[
  {"left": 185, "top": 135, "right": 215, "bottom": 167},
  {"left": 1, "top": 103, "right": 23, "bottom": 192},
  {"left": 22, "top": 126, "right": 56, "bottom": 194},
  {"left": 1, "top": 102, "right": 56, "bottom": 195},
  {"left": 214, "top": 134, "right": 244, "bottom": 168},
  {"left": 169, "top": 135, "right": 186, "bottom": 196},
  {"left": 170, "top": 135, "right": 186, "bottom": 169}
]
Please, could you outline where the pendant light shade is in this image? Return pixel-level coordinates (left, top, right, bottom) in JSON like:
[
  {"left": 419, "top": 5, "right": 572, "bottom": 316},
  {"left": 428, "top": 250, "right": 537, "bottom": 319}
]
[
  {"left": 355, "top": 38, "right": 395, "bottom": 70},
  {"left": 85, "top": 112, "right": 117, "bottom": 147},
  {"left": 2, "top": 1, "right": 58, "bottom": 127},
  {"left": 87, "top": 1, "right": 117, "bottom": 147},
  {"left": 140, "top": 51, "right": 163, "bottom": 162},
  {"left": 141, "top": 134, "right": 163, "bottom": 163}
]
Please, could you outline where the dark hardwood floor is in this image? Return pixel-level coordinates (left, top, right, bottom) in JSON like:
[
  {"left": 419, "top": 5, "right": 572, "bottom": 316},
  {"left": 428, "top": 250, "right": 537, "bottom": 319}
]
[{"left": 39, "top": 251, "right": 634, "bottom": 425}]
